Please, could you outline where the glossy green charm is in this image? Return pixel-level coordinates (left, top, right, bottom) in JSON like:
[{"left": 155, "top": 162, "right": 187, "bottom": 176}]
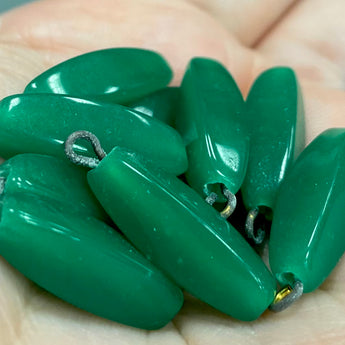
[
  {"left": 24, "top": 48, "right": 173, "bottom": 103},
  {"left": 242, "top": 67, "right": 305, "bottom": 243},
  {"left": 175, "top": 58, "right": 248, "bottom": 212},
  {"left": 269, "top": 128, "right": 345, "bottom": 294},
  {"left": 67, "top": 133, "right": 276, "bottom": 321},
  {"left": 0, "top": 153, "right": 106, "bottom": 220},
  {"left": 0, "top": 178, "right": 183, "bottom": 329},
  {"left": 0, "top": 94, "right": 187, "bottom": 175},
  {"left": 126, "top": 87, "right": 179, "bottom": 127}
]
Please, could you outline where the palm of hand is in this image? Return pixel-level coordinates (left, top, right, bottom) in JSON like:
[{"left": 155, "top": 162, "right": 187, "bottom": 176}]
[{"left": 0, "top": 0, "right": 345, "bottom": 344}]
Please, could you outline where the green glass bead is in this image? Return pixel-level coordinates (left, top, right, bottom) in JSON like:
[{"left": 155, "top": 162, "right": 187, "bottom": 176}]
[
  {"left": 0, "top": 94, "right": 187, "bottom": 175},
  {"left": 87, "top": 146, "right": 276, "bottom": 321},
  {"left": 241, "top": 67, "right": 305, "bottom": 212},
  {"left": 126, "top": 87, "right": 179, "bottom": 127},
  {"left": 0, "top": 153, "right": 106, "bottom": 220},
  {"left": 24, "top": 48, "right": 173, "bottom": 104},
  {"left": 269, "top": 128, "right": 345, "bottom": 293},
  {"left": 0, "top": 194, "right": 183, "bottom": 329},
  {"left": 175, "top": 58, "right": 248, "bottom": 201}
]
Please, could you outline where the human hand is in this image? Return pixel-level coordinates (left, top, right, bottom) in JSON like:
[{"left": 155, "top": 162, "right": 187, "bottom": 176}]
[{"left": 0, "top": 0, "right": 345, "bottom": 344}]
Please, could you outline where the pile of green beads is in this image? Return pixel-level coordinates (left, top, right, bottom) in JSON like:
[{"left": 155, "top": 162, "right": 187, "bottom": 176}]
[{"left": 0, "top": 48, "right": 344, "bottom": 330}]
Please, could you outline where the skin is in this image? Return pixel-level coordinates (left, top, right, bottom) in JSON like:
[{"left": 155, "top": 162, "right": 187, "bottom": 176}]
[{"left": 0, "top": 0, "right": 345, "bottom": 343}]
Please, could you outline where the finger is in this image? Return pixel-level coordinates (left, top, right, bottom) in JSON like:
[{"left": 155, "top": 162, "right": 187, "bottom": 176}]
[
  {"left": 256, "top": 0, "right": 345, "bottom": 89},
  {"left": 0, "top": 0, "right": 256, "bottom": 97},
  {"left": 302, "top": 84, "right": 345, "bottom": 143},
  {"left": 185, "top": 0, "right": 298, "bottom": 46},
  {"left": 13, "top": 288, "right": 186, "bottom": 345},
  {"left": 0, "top": 258, "right": 34, "bottom": 344},
  {"left": 0, "top": 43, "right": 47, "bottom": 98}
]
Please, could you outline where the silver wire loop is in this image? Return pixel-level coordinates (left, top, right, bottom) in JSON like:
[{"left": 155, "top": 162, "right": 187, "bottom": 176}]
[
  {"left": 269, "top": 280, "right": 304, "bottom": 312},
  {"left": 205, "top": 192, "right": 218, "bottom": 205},
  {"left": 65, "top": 131, "right": 106, "bottom": 169},
  {"left": 205, "top": 187, "right": 237, "bottom": 219},
  {"left": 0, "top": 177, "right": 5, "bottom": 195},
  {"left": 245, "top": 207, "right": 266, "bottom": 244},
  {"left": 220, "top": 188, "right": 237, "bottom": 218}
]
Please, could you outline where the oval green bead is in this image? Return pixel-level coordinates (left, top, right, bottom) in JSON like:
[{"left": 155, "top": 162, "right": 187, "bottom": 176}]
[
  {"left": 87, "top": 147, "right": 276, "bottom": 321},
  {"left": 0, "top": 193, "right": 183, "bottom": 329},
  {"left": 175, "top": 58, "right": 248, "bottom": 200},
  {"left": 126, "top": 87, "right": 179, "bottom": 127},
  {"left": 0, "top": 94, "right": 187, "bottom": 175},
  {"left": 0, "top": 154, "right": 106, "bottom": 220},
  {"left": 269, "top": 128, "right": 345, "bottom": 292},
  {"left": 241, "top": 67, "right": 305, "bottom": 211},
  {"left": 24, "top": 48, "right": 173, "bottom": 103}
]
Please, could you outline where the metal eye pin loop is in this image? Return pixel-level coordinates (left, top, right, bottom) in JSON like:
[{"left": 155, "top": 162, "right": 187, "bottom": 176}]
[
  {"left": 0, "top": 177, "right": 6, "bottom": 195},
  {"left": 65, "top": 130, "right": 106, "bottom": 169},
  {"left": 245, "top": 207, "right": 266, "bottom": 244},
  {"left": 205, "top": 187, "right": 237, "bottom": 219},
  {"left": 269, "top": 280, "right": 304, "bottom": 312}
]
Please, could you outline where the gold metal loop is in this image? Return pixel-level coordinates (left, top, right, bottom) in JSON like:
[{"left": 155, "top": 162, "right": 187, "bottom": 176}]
[{"left": 269, "top": 280, "right": 304, "bottom": 312}]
